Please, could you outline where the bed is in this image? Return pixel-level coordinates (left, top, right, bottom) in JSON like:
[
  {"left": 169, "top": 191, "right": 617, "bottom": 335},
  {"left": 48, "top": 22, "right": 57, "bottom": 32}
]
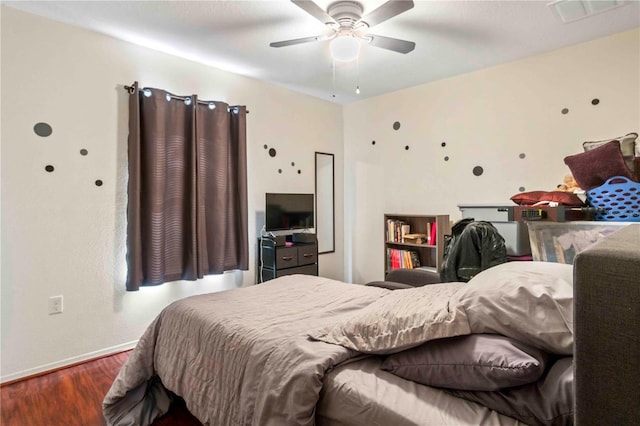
[{"left": 103, "top": 224, "right": 640, "bottom": 426}]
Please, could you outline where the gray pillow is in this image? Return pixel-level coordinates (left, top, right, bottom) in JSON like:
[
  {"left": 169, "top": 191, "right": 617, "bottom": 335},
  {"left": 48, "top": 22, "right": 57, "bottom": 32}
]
[
  {"left": 452, "top": 261, "right": 574, "bottom": 355},
  {"left": 309, "top": 282, "right": 470, "bottom": 354},
  {"left": 448, "top": 357, "right": 574, "bottom": 426},
  {"left": 381, "top": 334, "right": 549, "bottom": 391}
]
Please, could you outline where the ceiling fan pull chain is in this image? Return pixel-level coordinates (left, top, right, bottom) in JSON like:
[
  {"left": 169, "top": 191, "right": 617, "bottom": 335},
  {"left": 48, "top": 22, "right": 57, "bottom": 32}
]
[
  {"left": 356, "top": 57, "right": 360, "bottom": 95},
  {"left": 332, "top": 58, "right": 336, "bottom": 98}
]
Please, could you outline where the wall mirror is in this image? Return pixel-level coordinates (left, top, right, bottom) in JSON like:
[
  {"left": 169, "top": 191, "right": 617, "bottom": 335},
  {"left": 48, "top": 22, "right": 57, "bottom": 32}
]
[{"left": 315, "top": 152, "right": 335, "bottom": 254}]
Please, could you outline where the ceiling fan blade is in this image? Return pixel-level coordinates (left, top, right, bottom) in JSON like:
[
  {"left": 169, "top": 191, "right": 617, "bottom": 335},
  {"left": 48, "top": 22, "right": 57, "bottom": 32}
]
[
  {"left": 364, "top": 34, "right": 415, "bottom": 54},
  {"left": 270, "top": 34, "right": 330, "bottom": 48},
  {"left": 291, "top": 0, "right": 337, "bottom": 25},
  {"left": 357, "top": 0, "right": 414, "bottom": 28}
]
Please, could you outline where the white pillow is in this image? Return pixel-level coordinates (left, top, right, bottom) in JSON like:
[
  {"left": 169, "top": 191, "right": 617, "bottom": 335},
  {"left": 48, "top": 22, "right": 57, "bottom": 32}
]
[
  {"left": 583, "top": 132, "right": 638, "bottom": 169},
  {"left": 452, "top": 261, "right": 574, "bottom": 355}
]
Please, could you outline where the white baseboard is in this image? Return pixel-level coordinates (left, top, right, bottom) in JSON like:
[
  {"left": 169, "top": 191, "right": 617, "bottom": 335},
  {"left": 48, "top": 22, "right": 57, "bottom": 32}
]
[{"left": 0, "top": 340, "right": 138, "bottom": 384}]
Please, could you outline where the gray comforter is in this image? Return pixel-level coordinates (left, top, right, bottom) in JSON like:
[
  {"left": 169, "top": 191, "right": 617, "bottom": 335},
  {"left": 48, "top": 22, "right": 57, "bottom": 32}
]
[{"left": 103, "top": 275, "right": 389, "bottom": 426}]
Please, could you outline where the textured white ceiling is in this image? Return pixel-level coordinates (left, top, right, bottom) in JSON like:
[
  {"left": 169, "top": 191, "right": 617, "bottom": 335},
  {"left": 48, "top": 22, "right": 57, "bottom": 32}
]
[{"left": 4, "top": 0, "right": 639, "bottom": 104}]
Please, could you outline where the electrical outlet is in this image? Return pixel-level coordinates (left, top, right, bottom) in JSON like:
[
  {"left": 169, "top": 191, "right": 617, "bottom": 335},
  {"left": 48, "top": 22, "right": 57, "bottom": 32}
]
[{"left": 48, "top": 295, "right": 63, "bottom": 315}]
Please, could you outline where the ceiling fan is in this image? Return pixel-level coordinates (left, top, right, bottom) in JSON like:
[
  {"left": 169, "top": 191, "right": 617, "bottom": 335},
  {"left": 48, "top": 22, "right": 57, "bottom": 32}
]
[{"left": 270, "top": 0, "right": 416, "bottom": 58}]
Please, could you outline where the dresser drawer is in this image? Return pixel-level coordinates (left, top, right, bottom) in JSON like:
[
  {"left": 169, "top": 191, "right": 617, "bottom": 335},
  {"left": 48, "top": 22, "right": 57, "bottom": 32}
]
[
  {"left": 275, "top": 247, "right": 298, "bottom": 269},
  {"left": 297, "top": 245, "right": 317, "bottom": 266}
]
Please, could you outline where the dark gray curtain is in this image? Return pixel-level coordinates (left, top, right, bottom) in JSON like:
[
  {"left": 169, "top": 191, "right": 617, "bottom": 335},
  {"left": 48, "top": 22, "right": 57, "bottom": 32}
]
[{"left": 126, "top": 82, "right": 248, "bottom": 291}]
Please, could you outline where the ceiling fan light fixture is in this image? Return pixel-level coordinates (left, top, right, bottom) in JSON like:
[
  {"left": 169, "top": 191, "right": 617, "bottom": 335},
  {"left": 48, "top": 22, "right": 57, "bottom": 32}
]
[{"left": 330, "top": 35, "right": 360, "bottom": 62}]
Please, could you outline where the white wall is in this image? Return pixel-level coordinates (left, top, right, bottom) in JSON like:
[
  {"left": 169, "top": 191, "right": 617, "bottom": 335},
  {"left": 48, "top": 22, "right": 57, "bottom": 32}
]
[
  {"left": 2, "top": 6, "right": 638, "bottom": 382},
  {"left": 343, "top": 29, "right": 640, "bottom": 285},
  {"left": 0, "top": 7, "right": 344, "bottom": 381}
]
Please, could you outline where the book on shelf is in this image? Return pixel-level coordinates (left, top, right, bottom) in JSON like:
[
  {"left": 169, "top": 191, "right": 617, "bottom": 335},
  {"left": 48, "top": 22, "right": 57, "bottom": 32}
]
[
  {"left": 429, "top": 222, "right": 437, "bottom": 245},
  {"left": 386, "top": 218, "right": 439, "bottom": 245},
  {"left": 409, "top": 251, "right": 421, "bottom": 268},
  {"left": 401, "top": 224, "right": 410, "bottom": 242},
  {"left": 386, "top": 219, "right": 398, "bottom": 242},
  {"left": 386, "top": 219, "right": 413, "bottom": 243},
  {"left": 386, "top": 248, "right": 421, "bottom": 270}
]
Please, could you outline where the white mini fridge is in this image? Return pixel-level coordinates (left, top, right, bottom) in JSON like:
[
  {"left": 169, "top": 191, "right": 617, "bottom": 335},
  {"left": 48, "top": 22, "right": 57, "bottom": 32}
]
[{"left": 457, "top": 204, "right": 532, "bottom": 257}]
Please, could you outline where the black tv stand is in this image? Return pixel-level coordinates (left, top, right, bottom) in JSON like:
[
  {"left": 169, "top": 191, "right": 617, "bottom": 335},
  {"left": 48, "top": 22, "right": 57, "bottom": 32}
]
[{"left": 258, "top": 237, "right": 318, "bottom": 283}]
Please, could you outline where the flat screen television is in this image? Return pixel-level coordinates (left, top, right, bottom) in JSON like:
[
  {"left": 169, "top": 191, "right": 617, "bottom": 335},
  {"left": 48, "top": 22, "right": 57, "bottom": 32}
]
[{"left": 265, "top": 193, "right": 314, "bottom": 232}]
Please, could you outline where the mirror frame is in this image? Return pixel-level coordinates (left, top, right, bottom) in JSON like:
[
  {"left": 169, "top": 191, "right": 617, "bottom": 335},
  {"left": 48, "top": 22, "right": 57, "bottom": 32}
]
[{"left": 315, "top": 152, "right": 335, "bottom": 254}]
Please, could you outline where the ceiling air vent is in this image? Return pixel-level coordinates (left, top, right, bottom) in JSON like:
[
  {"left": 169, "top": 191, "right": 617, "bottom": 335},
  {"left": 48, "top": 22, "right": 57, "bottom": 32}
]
[{"left": 548, "top": 0, "right": 629, "bottom": 23}]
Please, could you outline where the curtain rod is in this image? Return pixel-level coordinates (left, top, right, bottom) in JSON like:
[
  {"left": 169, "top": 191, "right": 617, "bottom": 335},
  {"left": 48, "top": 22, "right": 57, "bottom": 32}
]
[{"left": 124, "top": 85, "right": 249, "bottom": 113}]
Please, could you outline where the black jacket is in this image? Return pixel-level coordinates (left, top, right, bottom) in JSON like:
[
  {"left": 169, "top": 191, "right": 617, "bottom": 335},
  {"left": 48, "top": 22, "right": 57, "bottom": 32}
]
[{"left": 440, "top": 218, "right": 507, "bottom": 282}]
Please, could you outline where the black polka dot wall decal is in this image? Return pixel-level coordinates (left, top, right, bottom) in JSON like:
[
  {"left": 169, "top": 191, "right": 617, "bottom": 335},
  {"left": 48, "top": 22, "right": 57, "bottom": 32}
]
[
  {"left": 473, "top": 166, "right": 484, "bottom": 176},
  {"left": 278, "top": 169, "right": 282, "bottom": 174},
  {"left": 95, "top": 180, "right": 103, "bottom": 187},
  {"left": 291, "top": 162, "right": 295, "bottom": 166},
  {"left": 519, "top": 186, "right": 526, "bottom": 192},
  {"left": 34, "top": 122, "right": 52, "bottom": 137},
  {"left": 404, "top": 146, "right": 409, "bottom": 150},
  {"left": 519, "top": 153, "right": 526, "bottom": 159},
  {"left": 444, "top": 156, "right": 449, "bottom": 161},
  {"left": 371, "top": 140, "right": 376, "bottom": 145},
  {"left": 268, "top": 148, "right": 276, "bottom": 157},
  {"left": 297, "top": 170, "right": 301, "bottom": 174},
  {"left": 591, "top": 98, "right": 600, "bottom": 105},
  {"left": 80, "top": 149, "right": 88, "bottom": 156},
  {"left": 393, "top": 121, "right": 401, "bottom": 130},
  {"left": 263, "top": 144, "right": 268, "bottom": 149},
  {"left": 441, "top": 142, "right": 446, "bottom": 147},
  {"left": 561, "top": 108, "right": 569, "bottom": 115},
  {"left": 45, "top": 165, "right": 55, "bottom": 172}
]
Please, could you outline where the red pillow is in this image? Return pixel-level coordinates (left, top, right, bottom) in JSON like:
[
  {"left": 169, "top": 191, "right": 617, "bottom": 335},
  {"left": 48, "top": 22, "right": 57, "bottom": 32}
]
[
  {"left": 564, "top": 140, "right": 636, "bottom": 190},
  {"left": 511, "top": 191, "right": 584, "bottom": 206}
]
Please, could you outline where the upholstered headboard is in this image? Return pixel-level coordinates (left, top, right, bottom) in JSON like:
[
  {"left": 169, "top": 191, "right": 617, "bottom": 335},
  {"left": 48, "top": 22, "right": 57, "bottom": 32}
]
[{"left": 573, "top": 223, "right": 640, "bottom": 425}]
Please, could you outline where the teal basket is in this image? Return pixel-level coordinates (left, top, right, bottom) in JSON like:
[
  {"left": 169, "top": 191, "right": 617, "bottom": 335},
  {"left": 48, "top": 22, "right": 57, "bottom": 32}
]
[{"left": 586, "top": 176, "right": 640, "bottom": 222}]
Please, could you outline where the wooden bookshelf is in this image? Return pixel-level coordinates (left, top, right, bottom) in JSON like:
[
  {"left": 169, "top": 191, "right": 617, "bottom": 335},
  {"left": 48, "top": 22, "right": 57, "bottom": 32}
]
[{"left": 384, "top": 214, "right": 451, "bottom": 278}]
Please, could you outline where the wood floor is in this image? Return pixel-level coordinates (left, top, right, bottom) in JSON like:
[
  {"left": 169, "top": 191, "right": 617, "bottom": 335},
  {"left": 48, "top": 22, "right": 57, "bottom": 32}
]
[{"left": 0, "top": 351, "right": 203, "bottom": 426}]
